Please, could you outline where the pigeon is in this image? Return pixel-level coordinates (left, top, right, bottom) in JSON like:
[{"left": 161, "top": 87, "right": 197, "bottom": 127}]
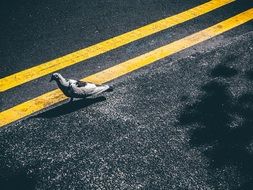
[{"left": 50, "top": 73, "right": 113, "bottom": 102}]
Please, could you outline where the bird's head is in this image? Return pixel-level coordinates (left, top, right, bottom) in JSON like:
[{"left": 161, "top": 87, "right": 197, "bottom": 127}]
[{"left": 50, "top": 73, "right": 62, "bottom": 82}]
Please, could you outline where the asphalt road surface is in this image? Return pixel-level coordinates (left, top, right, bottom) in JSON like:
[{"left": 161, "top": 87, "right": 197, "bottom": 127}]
[{"left": 0, "top": 0, "right": 253, "bottom": 189}]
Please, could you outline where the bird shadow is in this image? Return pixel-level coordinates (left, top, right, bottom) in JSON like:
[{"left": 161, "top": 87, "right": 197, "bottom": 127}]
[
  {"left": 35, "top": 96, "right": 106, "bottom": 118},
  {"left": 179, "top": 64, "right": 253, "bottom": 189}
]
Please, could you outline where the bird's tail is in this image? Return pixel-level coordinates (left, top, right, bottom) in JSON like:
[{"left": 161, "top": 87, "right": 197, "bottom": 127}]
[
  {"left": 94, "top": 85, "right": 113, "bottom": 96},
  {"left": 105, "top": 85, "right": 114, "bottom": 92}
]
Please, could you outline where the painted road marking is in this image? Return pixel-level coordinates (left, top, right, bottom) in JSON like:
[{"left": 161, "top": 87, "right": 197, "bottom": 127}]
[
  {"left": 0, "top": 0, "right": 234, "bottom": 92},
  {"left": 0, "top": 8, "right": 252, "bottom": 127}
]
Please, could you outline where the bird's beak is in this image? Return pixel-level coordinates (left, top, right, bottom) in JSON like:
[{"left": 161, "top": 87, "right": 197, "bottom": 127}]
[{"left": 49, "top": 76, "right": 53, "bottom": 82}]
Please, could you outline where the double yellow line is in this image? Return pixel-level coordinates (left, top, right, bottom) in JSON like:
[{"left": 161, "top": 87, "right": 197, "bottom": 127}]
[
  {"left": 1, "top": 0, "right": 253, "bottom": 127},
  {"left": 0, "top": 0, "right": 233, "bottom": 92}
]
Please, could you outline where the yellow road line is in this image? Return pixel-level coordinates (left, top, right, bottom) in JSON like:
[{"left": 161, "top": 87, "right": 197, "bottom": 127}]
[
  {"left": 0, "top": 0, "right": 234, "bottom": 92},
  {"left": 0, "top": 8, "right": 252, "bottom": 128}
]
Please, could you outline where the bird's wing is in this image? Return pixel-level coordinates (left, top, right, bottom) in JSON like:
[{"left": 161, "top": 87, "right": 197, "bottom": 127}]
[
  {"left": 79, "top": 83, "right": 97, "bottom": 95},
  {"left": 76, "top": 80, "right": 88, "bottom": 87},
  {"left": 70, "top": 82, "right": 110, "bottom": 97},
  {"left": 70, "top": 83, "right": 97, "bottom": 96},
  {"left": 80, "top": 83, "right": 110, "bottom": 96}
]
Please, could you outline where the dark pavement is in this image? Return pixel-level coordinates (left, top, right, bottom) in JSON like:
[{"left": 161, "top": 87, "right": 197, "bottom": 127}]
[{"left": 1, "top": 0, "right": 253, "bottom": 189}]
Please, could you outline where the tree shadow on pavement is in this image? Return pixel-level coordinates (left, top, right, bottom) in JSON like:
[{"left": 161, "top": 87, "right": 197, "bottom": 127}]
[
  {"left": 179, "top": 64, "right": 253, "bottom": 189},
  {"left": 246, "top": 70, "right": 253, "bottom": 81},
  {"left": 35, "top": 96, "right": 106, "bottom": 118},
  {"left": 0, "top": 170, "right": 36, "bottom": 190}
]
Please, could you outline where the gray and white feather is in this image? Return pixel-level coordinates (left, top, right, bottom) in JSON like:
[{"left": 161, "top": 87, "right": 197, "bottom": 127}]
[{"left": 50, "top": 73, "right": 113, "bottom": 101}]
